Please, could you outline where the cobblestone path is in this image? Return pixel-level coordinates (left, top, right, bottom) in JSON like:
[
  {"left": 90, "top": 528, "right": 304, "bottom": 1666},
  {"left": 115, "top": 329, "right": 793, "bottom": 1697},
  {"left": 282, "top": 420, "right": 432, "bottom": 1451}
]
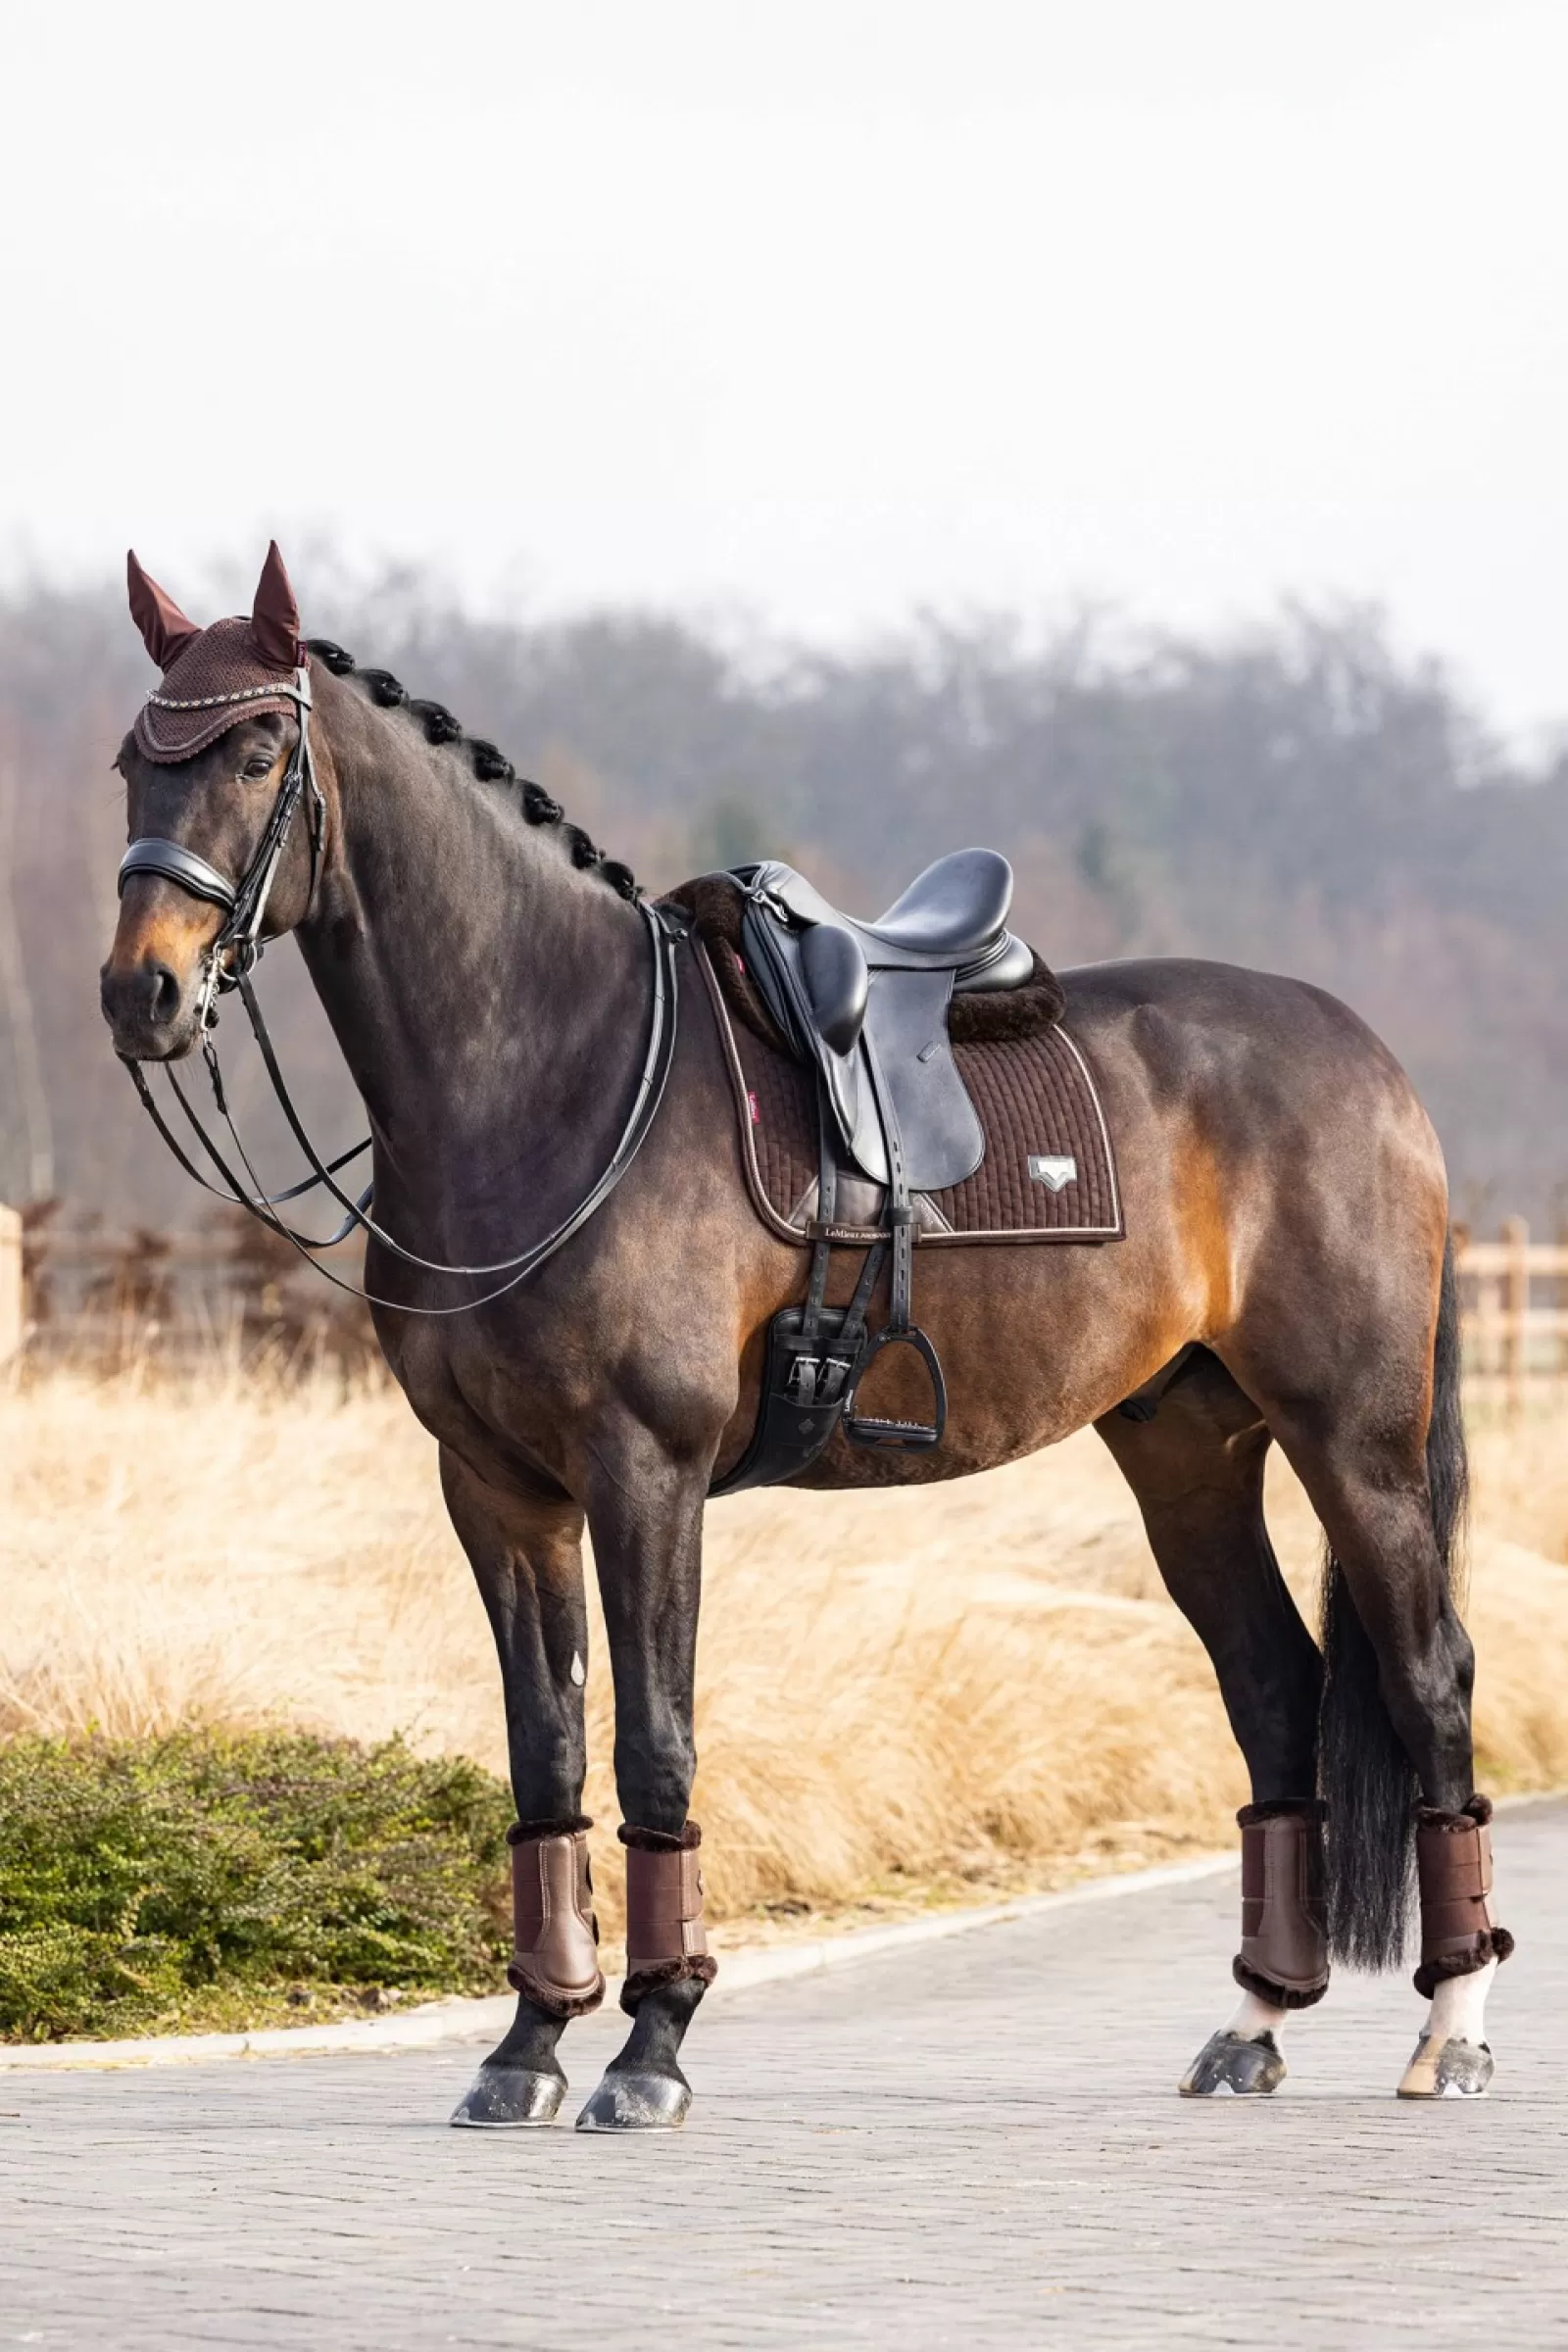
[{"left": 2, "top": 1800, "right": 1564, "bottom": 2349}]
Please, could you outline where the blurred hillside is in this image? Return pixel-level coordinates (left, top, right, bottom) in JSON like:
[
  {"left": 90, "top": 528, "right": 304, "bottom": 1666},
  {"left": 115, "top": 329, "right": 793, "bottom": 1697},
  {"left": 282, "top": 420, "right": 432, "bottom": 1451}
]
[{"left": 2, "top": 568, "right": 1565, "bottom": 1226}]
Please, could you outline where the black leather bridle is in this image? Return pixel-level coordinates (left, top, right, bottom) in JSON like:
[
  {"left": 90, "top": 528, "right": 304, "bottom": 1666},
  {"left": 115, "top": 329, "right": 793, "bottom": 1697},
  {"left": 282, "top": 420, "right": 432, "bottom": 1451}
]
[
  {"left": 117, "top": 668, "right": 682, "bottom": 1314},
  {"left": 121, "top": 666, "right": 328, "bottom": 1033}
]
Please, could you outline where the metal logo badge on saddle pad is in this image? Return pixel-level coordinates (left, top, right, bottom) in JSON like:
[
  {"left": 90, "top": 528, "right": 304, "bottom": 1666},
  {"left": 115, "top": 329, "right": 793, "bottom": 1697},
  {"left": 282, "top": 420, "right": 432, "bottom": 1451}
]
[{"left": 1029, "top": 1153, "right": 1077, "bottom": 1192}]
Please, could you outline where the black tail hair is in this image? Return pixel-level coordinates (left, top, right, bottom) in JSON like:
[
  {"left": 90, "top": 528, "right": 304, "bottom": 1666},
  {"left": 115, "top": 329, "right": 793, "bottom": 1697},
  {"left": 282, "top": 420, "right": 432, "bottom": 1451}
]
[{"left": 1317, "top": 1233, "right": 1469, "bottom": 1970}]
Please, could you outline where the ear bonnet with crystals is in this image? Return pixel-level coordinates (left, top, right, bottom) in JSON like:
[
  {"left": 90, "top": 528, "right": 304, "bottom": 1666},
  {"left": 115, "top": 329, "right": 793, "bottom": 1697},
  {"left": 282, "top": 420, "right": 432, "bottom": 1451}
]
[{"left": 129, "top": 542, "right": 308, "bottom": 763}]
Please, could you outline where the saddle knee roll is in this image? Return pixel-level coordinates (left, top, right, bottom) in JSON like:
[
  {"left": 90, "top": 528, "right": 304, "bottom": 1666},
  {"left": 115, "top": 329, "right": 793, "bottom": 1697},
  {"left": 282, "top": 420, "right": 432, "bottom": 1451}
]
[
  {"left": 507, "top": 1825, "right": 606, "bottom": 2016},
  {"left": 1413, "top": 1794, "right": 1514, "bottom": 1998},
  {"left": 1233, "top": 1801, "right": 1330, "bottom": 2008},
  {"left": 619, "top": 1822, "right": 718, "bottom": 2012}
]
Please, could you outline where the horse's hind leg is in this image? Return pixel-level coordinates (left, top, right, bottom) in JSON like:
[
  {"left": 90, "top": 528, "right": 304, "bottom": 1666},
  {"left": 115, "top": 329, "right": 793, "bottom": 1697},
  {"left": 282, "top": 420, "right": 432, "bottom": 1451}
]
[
  {"left": 1226, "top": 1235, "right": 1511, "bottom": 2096},
  {"left": 1098, "top": 1352, "right": 1328, "bottom": 2096},
  {"left": 1259, "top": 1405, "right": 1508, "bottom": 2098},
  {"left": 439, "top": 1452, "right": 602, "bottom": 2130}
]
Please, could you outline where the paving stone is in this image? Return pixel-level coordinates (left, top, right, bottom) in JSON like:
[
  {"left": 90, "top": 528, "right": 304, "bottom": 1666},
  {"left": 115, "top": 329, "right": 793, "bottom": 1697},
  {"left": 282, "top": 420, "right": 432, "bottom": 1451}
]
[{"left": 0, "top": 1802, "right": 1562, "bottom": 2348}]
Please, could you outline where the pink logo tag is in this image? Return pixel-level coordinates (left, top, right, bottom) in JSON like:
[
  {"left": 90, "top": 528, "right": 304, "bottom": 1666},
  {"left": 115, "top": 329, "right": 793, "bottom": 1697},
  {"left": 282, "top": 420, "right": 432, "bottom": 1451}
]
[{"left": 748, "top": 1091, "right": 760, "bottom": 1125}]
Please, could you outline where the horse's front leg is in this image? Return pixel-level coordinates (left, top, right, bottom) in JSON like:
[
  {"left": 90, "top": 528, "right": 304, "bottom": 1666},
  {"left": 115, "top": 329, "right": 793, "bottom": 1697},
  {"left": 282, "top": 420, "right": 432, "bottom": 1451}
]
[
  {"left": 573, "top": 1432, "right": 713, "bottom": 2132},
  {"left": 439, "top": 1449, "right": 605, "bottom": 2130}
]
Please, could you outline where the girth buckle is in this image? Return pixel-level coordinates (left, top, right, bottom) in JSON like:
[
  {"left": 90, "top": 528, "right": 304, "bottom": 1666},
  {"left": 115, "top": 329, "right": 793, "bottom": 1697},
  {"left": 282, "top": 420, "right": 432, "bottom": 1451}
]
[{"left": 782, "top": 1350, "right": 856, "bottom": 1409}]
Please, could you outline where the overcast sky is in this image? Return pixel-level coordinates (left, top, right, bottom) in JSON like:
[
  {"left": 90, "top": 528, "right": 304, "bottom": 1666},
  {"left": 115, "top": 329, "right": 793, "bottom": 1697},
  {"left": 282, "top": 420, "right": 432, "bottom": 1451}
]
[{"left": 3, "top": 0, "right": 1565, "bottom": 736}]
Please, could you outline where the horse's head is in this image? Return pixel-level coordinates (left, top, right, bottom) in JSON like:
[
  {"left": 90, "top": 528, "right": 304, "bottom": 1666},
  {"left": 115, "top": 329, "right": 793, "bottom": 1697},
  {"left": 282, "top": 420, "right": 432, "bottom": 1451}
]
[{"left": 101, "top": 543, "right": 321, "bottom": 1061}]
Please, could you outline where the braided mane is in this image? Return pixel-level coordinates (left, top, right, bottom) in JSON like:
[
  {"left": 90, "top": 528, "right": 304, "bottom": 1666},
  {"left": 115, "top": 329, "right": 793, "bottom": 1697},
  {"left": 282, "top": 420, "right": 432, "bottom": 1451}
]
[{"left": 306, "top": 638, "right": 639, "bottom": 903}]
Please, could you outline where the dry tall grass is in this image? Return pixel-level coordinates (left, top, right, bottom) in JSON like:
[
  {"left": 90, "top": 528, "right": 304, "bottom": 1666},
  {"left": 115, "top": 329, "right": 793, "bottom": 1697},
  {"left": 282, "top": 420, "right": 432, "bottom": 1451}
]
[{"left": 4, "top": 1358, "right": 1566, "bottom": 1958}]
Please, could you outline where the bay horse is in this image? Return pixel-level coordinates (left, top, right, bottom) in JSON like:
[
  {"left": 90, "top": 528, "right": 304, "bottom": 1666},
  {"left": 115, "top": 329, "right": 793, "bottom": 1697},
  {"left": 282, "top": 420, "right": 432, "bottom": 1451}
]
[{"left": 99, "top": 547, "right": 1509, "bottom": 2126}]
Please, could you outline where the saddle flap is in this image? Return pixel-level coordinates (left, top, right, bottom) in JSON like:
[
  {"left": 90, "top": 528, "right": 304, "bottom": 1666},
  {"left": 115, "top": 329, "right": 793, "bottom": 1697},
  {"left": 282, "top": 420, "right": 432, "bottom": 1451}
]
[
  {"left": 865, "top": 967, "right": 984, "bottom": 1191},
  {"left": 739, "top": 898, "right": 810, "bottom": 1056},
  {"left": 741, "top": 900, "right": 879, "bottom": 1181},
  {"left": 738, "top": 897, "right": 983, "bottom": 1192}
]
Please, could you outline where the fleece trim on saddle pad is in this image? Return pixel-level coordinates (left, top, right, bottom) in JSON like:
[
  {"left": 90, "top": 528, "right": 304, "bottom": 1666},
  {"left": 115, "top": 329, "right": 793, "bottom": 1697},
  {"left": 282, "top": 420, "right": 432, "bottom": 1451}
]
[{"left": 686, "top": 930, "right": 1124, "bottom": 1248}]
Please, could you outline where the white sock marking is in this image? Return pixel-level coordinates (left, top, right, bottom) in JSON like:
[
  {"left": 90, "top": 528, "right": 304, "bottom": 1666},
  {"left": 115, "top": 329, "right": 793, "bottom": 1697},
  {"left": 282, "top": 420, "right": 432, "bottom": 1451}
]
[
  {"left": 1426, "top": 1954, "right": 1497, "bottom": 2047},
  {"left": 1225, "top": 1987, "right": 1291, "bottom": 2040}
]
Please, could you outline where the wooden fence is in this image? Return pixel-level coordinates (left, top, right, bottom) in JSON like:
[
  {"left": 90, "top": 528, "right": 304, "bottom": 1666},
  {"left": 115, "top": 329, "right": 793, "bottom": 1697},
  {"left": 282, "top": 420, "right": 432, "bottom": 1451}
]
[
  {"left": 1452, "top": 1219, "right": 1568, "bottom": 1403},
  {"left": 0, "top": 1205, "right": 20, "bottom": 1365},
  {"left": 0, "top": 1206, "right": 1565, "bottom": 1396},
  {"left": 6, "top": 1210, "right": 374, "bottom": 1372}
]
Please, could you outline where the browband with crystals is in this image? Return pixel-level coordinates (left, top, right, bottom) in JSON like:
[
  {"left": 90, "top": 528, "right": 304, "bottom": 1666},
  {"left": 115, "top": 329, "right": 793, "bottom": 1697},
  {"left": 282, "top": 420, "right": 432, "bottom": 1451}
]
[{"left": 146, "top": 680, "right": 300, "bottom": 711}]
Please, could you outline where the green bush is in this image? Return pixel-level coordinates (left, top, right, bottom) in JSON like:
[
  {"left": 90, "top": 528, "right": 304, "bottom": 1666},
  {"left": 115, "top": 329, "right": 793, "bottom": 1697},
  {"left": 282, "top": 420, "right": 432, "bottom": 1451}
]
[{"left": 0, "top": 1730, "right": 514, "bottom": 2040}]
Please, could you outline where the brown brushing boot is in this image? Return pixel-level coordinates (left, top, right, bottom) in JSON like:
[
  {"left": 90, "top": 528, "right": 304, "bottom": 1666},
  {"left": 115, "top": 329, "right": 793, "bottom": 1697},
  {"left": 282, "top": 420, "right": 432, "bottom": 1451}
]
[
  {"left": 1398, "top": 1795, "right": 1513, "bottom": 2098},
  {"left": 451, "top": 1820, "right": 604, "bottom": 2129},
  {"left": 576, "top": 1824, "right": 717, "bottom": 2131},
  {"left": 1181, "top": 1801, "right": 1328, "bottom": 2096}
]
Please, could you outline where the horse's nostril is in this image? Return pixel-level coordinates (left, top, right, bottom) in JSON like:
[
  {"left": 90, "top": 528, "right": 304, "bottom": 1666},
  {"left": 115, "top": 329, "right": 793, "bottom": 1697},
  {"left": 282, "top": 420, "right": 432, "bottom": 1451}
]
[{"left": 101, "top": 956, "right": 185, "bottom": 1041}]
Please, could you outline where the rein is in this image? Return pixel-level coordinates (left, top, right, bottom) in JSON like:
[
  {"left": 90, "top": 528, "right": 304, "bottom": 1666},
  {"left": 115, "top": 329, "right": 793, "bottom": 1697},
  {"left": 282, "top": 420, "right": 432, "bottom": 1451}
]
[{"left": 117, "top": 670, "right": 682, "bottom": 1315}]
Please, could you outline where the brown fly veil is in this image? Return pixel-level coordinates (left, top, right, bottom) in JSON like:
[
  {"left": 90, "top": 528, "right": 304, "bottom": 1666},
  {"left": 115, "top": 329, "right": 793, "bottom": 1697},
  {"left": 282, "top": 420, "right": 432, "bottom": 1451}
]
[{"left": 129, "top": 541, "right": 307, "bottom": 764}]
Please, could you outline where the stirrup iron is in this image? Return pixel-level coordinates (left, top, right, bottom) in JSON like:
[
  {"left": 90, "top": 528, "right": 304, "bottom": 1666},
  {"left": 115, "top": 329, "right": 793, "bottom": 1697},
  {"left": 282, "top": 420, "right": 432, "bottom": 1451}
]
[{"left": 842, "top": 1322, "right": 948, "bottom": 1450}]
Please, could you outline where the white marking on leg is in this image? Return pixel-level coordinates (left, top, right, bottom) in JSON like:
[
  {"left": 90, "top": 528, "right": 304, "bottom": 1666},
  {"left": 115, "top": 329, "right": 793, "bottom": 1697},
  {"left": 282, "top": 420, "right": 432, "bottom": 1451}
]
[
  {"left": 1427, "top": 1954, "right": 1497, "bottom": 2049},
  {"left": 1226, "top": 1987, "right": 1290, "bottom": 2041}
]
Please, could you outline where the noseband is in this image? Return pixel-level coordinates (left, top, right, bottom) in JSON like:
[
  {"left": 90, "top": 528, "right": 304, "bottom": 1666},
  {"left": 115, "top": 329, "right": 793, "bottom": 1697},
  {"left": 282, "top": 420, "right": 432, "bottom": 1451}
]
[{"left": 115, "top": 670, "right": 682, "bottom": 1315}]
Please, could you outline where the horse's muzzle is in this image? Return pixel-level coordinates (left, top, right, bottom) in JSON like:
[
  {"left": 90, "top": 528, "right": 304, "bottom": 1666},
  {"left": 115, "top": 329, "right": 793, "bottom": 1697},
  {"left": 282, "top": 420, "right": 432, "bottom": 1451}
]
[
  {"left": 100, "top": 952, "right": 202, "bottom": 1061},
  {"left": 103, "top": 879, "right": 222, "bottom": 1061}
]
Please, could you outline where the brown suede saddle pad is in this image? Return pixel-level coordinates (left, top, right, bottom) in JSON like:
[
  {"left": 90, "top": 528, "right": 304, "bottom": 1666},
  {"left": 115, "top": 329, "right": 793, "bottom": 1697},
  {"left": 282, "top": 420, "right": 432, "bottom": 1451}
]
[{"left": 668, "top": 877, "right": 1123, "bottom": 1247}]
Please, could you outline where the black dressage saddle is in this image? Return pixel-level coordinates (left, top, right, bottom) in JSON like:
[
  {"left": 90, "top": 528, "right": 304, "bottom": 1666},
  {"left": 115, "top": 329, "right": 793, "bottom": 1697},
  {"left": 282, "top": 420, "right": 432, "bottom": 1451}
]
[
  {"left": 710, "top": 850, "right": 1034, "bottom": 1493},
  {"left": 735, "top": 849, "right": 1034, "bottom": 1191}
]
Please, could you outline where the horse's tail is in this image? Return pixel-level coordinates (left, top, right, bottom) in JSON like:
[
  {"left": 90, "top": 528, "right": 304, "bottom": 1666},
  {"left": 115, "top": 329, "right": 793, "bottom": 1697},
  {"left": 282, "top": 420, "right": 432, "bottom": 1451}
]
[{"left": 1318, "top": 1233, "right": 1468, "bottom": 1970}]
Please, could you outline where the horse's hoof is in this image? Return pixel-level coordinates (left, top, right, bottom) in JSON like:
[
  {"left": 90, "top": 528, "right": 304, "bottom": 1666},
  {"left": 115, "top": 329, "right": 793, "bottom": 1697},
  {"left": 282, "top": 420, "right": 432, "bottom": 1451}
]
[
  {"left": 1397, "top": 2034, "right": 1494, "bottom": 2099},
  {"left": 574, "top": 2069, "right": 692, "bottom": 2132},
  {"left": 449, "top": 2064, "right": 566, "bottom": 2128},
  {"left": 1179, "top": 2029, "right": 1286, "bottom": 2097}
]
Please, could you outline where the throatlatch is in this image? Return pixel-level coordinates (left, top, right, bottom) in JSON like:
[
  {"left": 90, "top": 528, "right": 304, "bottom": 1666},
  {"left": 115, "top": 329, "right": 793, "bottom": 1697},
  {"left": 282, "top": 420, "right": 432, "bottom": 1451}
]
[
  {"left": 1232, "top": 1800, "right": 1330, "bottom": 2009},
  {"left": 1413, "top": 1794, "right": 1513, "bottom": 1998},
  {"left": 506, "top": 1823, "right": 605, "bottom": 2018}
]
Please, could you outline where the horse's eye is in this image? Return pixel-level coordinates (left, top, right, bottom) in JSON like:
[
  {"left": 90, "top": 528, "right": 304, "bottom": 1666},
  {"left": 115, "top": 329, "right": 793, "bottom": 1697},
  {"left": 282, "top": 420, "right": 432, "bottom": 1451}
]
[{"left": 241, "top": 754, "right": 276, "bottom": 780}]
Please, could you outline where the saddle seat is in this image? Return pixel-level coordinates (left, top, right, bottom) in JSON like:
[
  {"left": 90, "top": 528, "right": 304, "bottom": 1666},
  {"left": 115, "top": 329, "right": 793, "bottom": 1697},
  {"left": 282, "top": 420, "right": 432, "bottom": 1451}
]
[
  {"left": 750, "top": 847, "right": 1025, "bottom": 973},
  {"left": 733, "top": 849, "right": 1035, "bottom": 1194}
]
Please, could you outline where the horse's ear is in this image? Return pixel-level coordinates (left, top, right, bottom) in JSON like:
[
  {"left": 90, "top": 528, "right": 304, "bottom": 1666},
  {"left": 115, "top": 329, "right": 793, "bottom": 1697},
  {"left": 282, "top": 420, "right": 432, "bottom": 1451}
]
[
  {"left": 251, "top": 539, "right": 303, "bottom": 670},
  {"left": 126, "top": 550, "right": 201, "bottom": 671}
]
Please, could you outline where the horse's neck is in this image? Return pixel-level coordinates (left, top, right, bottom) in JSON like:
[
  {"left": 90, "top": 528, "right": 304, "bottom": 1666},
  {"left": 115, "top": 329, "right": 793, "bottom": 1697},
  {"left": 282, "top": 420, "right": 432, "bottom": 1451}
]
[{"left": 297, "top": 701, "right": 648, "bottom": 1243}]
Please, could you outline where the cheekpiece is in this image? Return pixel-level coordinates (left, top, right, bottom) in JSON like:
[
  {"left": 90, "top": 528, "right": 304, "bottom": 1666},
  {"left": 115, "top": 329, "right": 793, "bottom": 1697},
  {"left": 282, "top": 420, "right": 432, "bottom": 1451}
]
[{"left": 134, "top": 617, "right": 306, "bottom": 765}]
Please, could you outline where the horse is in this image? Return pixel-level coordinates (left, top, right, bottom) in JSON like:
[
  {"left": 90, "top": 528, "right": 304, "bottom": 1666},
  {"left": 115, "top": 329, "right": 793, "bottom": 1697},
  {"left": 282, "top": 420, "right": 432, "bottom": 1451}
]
[{"left": 99, "top": 545, "right": 1509, "bottom": 2128}]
